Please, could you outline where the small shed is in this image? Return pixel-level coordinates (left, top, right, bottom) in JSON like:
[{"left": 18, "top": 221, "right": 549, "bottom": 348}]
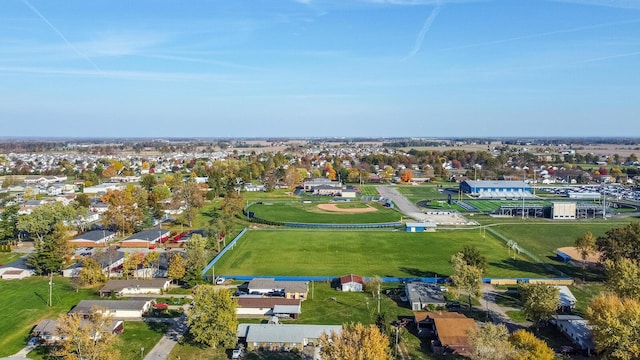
[
  {"left": 556, "top": 251, "right": 572, "bottom": 263},
  {"left": 340, "top": 274, "right": 364, "bottom": 292},
  {"left": 405, "top": 222, "right": 437, "bottom": 232}
]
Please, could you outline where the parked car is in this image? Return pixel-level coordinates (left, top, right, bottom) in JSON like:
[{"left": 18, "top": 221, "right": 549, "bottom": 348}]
[
  {"left": 215, "top": 277, "right": 225, "bottom": 285},
  {"left": 231, "top": 349, "right": 242, "bottom": 359}
]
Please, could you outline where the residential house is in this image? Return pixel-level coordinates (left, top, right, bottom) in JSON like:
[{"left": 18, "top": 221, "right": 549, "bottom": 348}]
[
  {"left": 237, "top": 324, "right": 342, "bottom": 352},
  {"left": 0, "top": 258, "right": 35, "bottom": 280},
  {"left": 236, "top": 298, "right": 302, "bottom": 319},
  {"left": 421, "top": 312, "right": 476, "bottom": 356},
  {"left": 406, "top": 282, "right": 447, "bottom": 311},
  {"left": 99, "top": 278, "right": 170, "bottom": 297},
  {"left": 553, "top": 315, "right": 595, "bottom": 355},
  {"left": 120, "top": 228, "right": 169, "bottom": 248},
  {"left": 247, "top": 278, "right": 309, "bottom": 300},
  {"left": 69, "top": 230, "right": 116, "bottom": 246},
  {"left": 339, "top": 274, "right": 364, "bottom": 292},
  {"left": 69, "top": 299, "right": 153, "bottom": 319},
  {"left": 32, "top": 317, "right": 123, "bottom": 344}
]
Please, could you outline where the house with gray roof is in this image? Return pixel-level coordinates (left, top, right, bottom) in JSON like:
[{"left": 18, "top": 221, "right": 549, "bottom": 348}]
[
  {"left": 99, "top": 278, "right": 170, "bottom": 297},
  {"left": 69, "top": 230, "right": 116, "bottom": 245},
  {"left": 69, "top": 299, "right": 153, "bottom": 319},
  {"left": 406, "top": 282, "right": 446, "bottom": 311},
  {"left": 247, "top": 278, "right": 309, "bottom": 300},
  {"left": 237, "top": 324, "right": 342, "bottom": 351}
]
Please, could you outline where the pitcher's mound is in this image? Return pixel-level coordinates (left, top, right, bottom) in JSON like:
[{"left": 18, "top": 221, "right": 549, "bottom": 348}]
[{"left": 317, "top": 204, "right": 378, "bottom": 213}]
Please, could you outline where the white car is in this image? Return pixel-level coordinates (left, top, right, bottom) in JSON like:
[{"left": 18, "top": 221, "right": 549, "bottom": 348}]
[
  {"left": 231, "top": 349, "right": 242, "bottom": 359},
  {"left": 215, "top": 277, "right": 225, "bottom": 285}
]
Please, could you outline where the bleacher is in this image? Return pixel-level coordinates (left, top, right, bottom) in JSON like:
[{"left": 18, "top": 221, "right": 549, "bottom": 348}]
[
  {"left": 477, "top": 190, "right": 534, "bottom": 199},
  {"left": 454, "top": 200, "right": 477, "bottom": 211}
]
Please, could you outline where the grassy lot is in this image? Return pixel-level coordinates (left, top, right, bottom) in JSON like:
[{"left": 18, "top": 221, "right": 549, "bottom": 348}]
[
  {"left": 505, "top": 310, "right": 528, "bottom": 323},
  {"left": 246, "top": 201, "right": 402, "bottom": 224},
  {"left": 116, "top": 321, "right": 171, "bottom": 360},
  {"left": 0, "top": 251, "right": 22, "bottom": 265},
  {"left": 488, "top": 221, "right": 633, "bottom": 280},
  {"left": 0, "top": 277, "right": 101, "bottom": 357},
  {"left": 213, "top": 229, "right": 552, "bottom": 279},
  {"left": 355, "top": 184, "right": 381, "bottom": 197},
  {"left": 569, "top": 283, "right": 605, "bottom": 317}
]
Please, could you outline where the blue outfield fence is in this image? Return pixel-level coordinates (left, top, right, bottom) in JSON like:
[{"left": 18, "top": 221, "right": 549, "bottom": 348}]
[
  {"left": 283, "top": 222, "right": 403, "bottom": 229},
  {"left": 212, "top": 274, "right": 572, "bottom": 284}
]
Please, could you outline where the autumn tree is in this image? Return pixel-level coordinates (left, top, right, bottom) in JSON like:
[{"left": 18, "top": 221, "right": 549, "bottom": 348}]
[
  {"left": 365, "top": 276, "right": 382, "bottom": 299},
  {"left": 122, "top": 252, "right": 145, "bottom": 279},
  {"left": 604, "top": 257, "right": 640, "bottom": 300},
  {"left": 101, "top": 189, "right": 144, "bottom": 236},
  {"left": 140, "top": 174, "right": 157, "bottom": 191},
  {"left": 143, "top": 251, "right": 161, "bottom": 278},
  {"left": 450, "top": 252, "right": 483, "bottom": 307},
  {"left": 519, "top": 283, "right": 559, "bottom": 330},
  {"left": 400, "top": 169, "right": 413, "bottom": 183},
  {"left": 586, "top": 293, "right": 640, "bottom": 360},
  {"left": 53, "top": 307, "right": 120, "bottom": 360},
  {"left": 575, "top": 231, "right": 596, "bottom": 268},
  {"left": 467, "top": 323, "right": 513, "bottom": 360},
  {"left": 320, "top": 322, "right": 392, "bottom": 360},
  {"left": 78, "top": 257, "right": 107, "bottom": 287},
  {"left": 173, "top": 179, "right": 204, "bottom": 227},
  {"left": 167, "top": 253, "right": 186, "bottom": 283},
  {"left": 187, "top": 285, "right": 238, "bottom": 348},
  {"left": 509, "top": 329, "right": 554, "bottom": 360}
]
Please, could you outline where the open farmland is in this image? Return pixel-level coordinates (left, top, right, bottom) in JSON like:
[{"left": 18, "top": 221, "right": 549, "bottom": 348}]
[
  {"left": 246, "top": 201, "right": 401, "bottom": 224},
  {"left": 213, "top": 229, "right": 552, "bottom": 279}
]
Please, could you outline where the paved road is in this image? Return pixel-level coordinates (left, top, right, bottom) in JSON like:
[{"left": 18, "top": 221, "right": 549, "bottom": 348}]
[
  {"left": 144, "top": 310, "right": 189, "bottom": 360},
  {"left": 476, "top": 284, "right": 529, "bottom": 333},
  {"left": 376, "top": 185, "right": 426, "bottom": 222}
]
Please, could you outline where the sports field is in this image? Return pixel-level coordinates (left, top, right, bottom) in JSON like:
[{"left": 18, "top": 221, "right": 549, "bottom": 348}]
[
  {"left": 213, "top": 229, "right": 552, "bottom": 279},
  {"left": 246, "top": 201, "right": 401, "bottom": 224}
]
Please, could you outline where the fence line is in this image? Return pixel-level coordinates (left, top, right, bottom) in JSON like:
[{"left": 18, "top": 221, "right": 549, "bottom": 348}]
[
  {"left": 201, "top": 227, "right": 247, "bottom": 278},
  {"left": 218, "top": 274, "right": 572, "bottom": 284}
]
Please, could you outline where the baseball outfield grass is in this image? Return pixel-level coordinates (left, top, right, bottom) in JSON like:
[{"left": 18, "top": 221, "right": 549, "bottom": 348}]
[{"left": 246, "top": 201, "right": 402, "bottom": 224}]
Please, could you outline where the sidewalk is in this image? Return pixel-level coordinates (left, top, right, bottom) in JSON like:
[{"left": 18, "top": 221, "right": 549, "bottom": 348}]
[{"left": 476, "top": 284, "right": 530, "bottom": 333}]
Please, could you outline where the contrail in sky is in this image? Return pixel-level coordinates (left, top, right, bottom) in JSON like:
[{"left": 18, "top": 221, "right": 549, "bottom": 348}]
[
  {"left": 20, "top": 0, "right": 103, "bottom": 73},
  {"left": 407, "top": 5, "right": 441, "bottom": 58}
]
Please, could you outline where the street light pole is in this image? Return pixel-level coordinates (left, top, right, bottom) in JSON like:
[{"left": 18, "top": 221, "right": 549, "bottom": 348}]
[{"left": 141, "top": 347, "right": 144, "bottom": 359}]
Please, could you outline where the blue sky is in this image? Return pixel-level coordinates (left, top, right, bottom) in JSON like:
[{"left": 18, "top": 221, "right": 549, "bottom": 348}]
[{"left": 1, "top": 0, "right": 639, "bottom": 138}]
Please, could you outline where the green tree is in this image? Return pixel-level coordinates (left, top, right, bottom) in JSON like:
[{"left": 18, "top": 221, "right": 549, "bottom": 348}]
[
  {"left": 604, "top": 257, "right": 640, "bottom": 300},
  {"left": 143, "top": 251, "right": 161, "bottom": 278},
  {"left": 365, "top": 275, "right": 382, "bottom": 299},
  {"left": 586, "top": 293, "right": 640, "bottom": 360},
  {"left": 320, "top": 322, "right": 392, "bottom": 360},
  {"left": 187, "top": 285, "right": 238, "bottom": 348},
  {"left": 519, "top": 283, "right": 559, "bottom": 330},
  {"left": 467, "top": 323, "right": 513, "bottom": 360},
  {"left": 27, "top": 222, "right": 73, "bottom": 275},
  {"left": 596, "top": 222, "right": 640, "bottom": 262},
  {"left": 460, "top": 244, "right": 487, "bottom": 272},
  {"left": 17, "top": 202, "right": 77, "bottom": 244},
  {"left": 0, "top": 204, "right": 19, "bottom": 243},
  {"left": 78, "top": 257, "right": 107, "bottom": 287},
  {"left": 140, "top": 174, "right": 157, "bottom": 191},
  {"left": 450, "top": 252, "right": 483, "bottom": 307},
  {"left": 509, "top": 329, "right": 554, "bottom": 360},
  {"left": 73, "top": 193, "right": 91, "bottom": 210},
  {"left": 184, "top": 234, "right": 209, "bottom": 287},
  {"left": 167, "top": 253, "right": 186, "bottom": 283}
]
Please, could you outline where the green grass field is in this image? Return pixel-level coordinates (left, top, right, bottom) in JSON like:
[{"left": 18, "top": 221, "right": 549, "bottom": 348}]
[
  {"left": 0, "top": 251, "right": 22, "bottom": 265},
  {"left": 116, "top": 321, "right": 171, "bottom": 360},
  {"left": 246, "top": 201, "right": 402, "bottom": 224},
  {"left": 0, "top": 277, "right": 101, "bottom": 357},
  {"left": 395, "top": 185, "right": 448, "bottom": 202},
  {"left": 214, "top": 229, "right": 552, "bottom": 279}
]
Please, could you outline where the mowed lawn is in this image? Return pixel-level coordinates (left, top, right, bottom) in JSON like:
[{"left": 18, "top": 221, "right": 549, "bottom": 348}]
[
  {"left": 0, "top": 277, "right": 101, "bottom": 357},
  {"left": 214, "top": 229, "right": 552, "bottom": 279},
  {"left": 247, "top": 201, "right": 402, "bottom": 224}
]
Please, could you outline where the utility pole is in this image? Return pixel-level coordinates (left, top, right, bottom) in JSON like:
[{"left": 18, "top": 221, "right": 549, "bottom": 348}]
[
  {"left": 394, "top": 325, "right": 399, "bottom": 359},
  {"left": 48, "top": 273, "right": 53, "bottom": 307},
  {"left": 211, "top": 265, "right": 215, "bottom": 284},
  {"left": 377, "top": 283, "right": 381, "bottom": 315},
  {"left": 312, "top": 280, "right": 314, "bottom": 300}
]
